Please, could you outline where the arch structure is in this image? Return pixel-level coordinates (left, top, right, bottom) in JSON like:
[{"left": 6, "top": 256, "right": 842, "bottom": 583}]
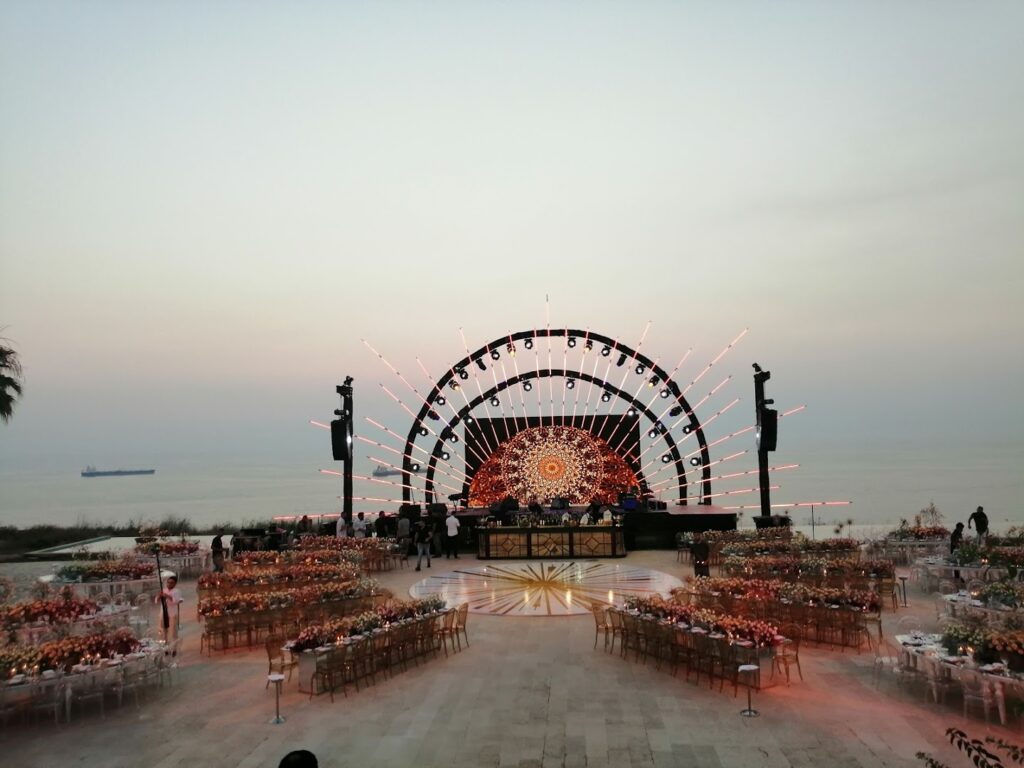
[{"left": 401, "top": 329, "right": 713, "bottom": 507}]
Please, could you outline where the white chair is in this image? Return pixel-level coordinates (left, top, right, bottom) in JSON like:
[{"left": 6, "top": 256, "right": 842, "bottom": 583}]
[{"left": 959, "top": 668, "right": 995, "bottom": 722}]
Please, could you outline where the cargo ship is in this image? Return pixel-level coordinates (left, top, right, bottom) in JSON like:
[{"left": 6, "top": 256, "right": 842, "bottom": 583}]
[{"left": 81, "top": 466, "right": 156, "bottom": 478}]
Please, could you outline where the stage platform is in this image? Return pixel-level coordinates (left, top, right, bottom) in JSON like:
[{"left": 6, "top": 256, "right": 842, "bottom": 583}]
[{"left": 452, "top": 504, "right": 736, "bottom": 551}]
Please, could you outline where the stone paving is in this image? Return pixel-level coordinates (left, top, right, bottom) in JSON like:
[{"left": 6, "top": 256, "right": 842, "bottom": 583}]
[{"left": 1, "top": 551, "right": 1021, "bottom": 768}]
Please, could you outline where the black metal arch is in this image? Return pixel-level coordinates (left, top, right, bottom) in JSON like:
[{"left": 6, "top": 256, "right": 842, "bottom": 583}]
[{"left": 402, "top": 329, "right": 713, "bottom": 506}]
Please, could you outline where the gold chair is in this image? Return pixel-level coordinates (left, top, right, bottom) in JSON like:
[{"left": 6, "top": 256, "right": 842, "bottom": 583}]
[
  {"left": 265, "top": 636, "right": 298, "bottom": 686},
  {"left": 454, "top": 603, "right": 470, "bottom": 650},
  {"left": 770, "top": 624, "right": 803, "bottom": 684},
  {"left": 435, "top": 609, "right": 458, "bottom": 657},
  {"left": 591, "top": 605, "right": 610, "bottom": 650}
]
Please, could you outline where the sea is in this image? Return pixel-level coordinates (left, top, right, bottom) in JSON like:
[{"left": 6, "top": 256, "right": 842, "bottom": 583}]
[{"left": 1, "top": 437, "right": 1021, "bottom": 539}]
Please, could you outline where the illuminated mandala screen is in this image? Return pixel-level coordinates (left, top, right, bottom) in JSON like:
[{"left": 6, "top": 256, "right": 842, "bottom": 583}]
[{"left": 465, "top": 416, "right": 641, "bottom": 507}]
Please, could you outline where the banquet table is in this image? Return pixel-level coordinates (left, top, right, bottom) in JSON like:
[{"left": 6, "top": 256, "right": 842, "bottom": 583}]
[
  {"left": 895, "top": 633, "right": 1024, "bottom": 726},
  {"left": 941, "top": 593, "right": 1021, "bottom": 626},
  {"left": 12, "top": 605, "right": 132, "bottom": 645},
  {"left": 1, "top": 642, "right": 166, "bottom": 724}
]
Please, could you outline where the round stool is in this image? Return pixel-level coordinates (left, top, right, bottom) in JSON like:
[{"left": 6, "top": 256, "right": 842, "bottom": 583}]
[
  {"left": 268, "top": 673, "right": 286, "bottom": 724},
  {"left": 738, "top": 665, "right": 760, "bottom": 718}
]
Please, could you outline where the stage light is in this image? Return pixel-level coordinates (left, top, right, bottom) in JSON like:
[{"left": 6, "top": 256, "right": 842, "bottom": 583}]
[
  {"left": 436, "top": 396, "right": 446, "bottom": 406},
  {"left": 418, "top": 426, "right": 429, "bottom": 436},
  {"left": 682, "top": 424, "right": 693, "bottom": 434},
  {"left": 449, "top": 381, "right": 461, "bottom": 391},
  {"left": 649, "top": 376, "right": 659, "bottom": 388},
  {"left": 458, "top": 369, "right": 468, "bottom": 380},
  {"left": 465, "top": 415, "right": 474, "bottom": 424},
  {"left": 441, "top": 451, "right": 450, "bottom": 461},
  {"left": 601, "top": 392, "right": 611, "bottom": 402},
  {"left": 523, "top": 381, "right": 533, "bottom": 391},
  {"left": 476, "top": 359, "right": 487, "bottom": 371},
  {"left": 660, "top": 389, "right": 670, "bottom": 399},
  {"left": 627, "top": 407, "right": 636, "bottom": 416},
  {"left": 669, "top": 405, "right": 682, "bottom": 416},
  {"left": 410, "top": 463, "right": 421, "bottom": 472},
  {"left": 567, "top": 337, "right": 577, "bottom": 348},
  {"left": 449, "top": 434, "right": 459, "bottom": 444},
  {"left": 490, "top": 396, "right": 499, "bottom": 407},
  {"left": 507, "top": 343, "right": 516, "bottom": 357},
  {"left": 661, "top": 454, "right": 672, "bottom": 464},
  {"left": 584, "top": 339, "right": 593, "bottom": 352},
  {"left": 689, "top": 457, "right": 701, "bottom": 467},
  {"left": 566, "top": 379, "right": 575, "bottom": 389},
  {"left": 648, "top": 428, "right": 659, "bottom": 438},
  {"left": 490, "top": 349, "right": 500, "bottom": 360},
  {"left": 601, "top": 345, "right": 611, "bottom": 357},
  {"left": 428, "top": 410, "right": 440, "bottom": 421},
  {"left": 616, "top": 353, "right": 627, "bottom": 367},
  {"left": 525, "top": 338, "right": 534, "bottom": 350},
  {"left": 635, "top": 363, "right": 646, "bottom": 375}
]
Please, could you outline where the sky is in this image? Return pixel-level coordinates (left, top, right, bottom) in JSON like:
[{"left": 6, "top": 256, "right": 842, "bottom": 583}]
[{"left": 1, "top": 2, "right": 1023, "bottom": 498}]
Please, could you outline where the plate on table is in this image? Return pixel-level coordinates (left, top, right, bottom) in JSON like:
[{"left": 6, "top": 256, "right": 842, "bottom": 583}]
[{"left": 8, "top": 674, "right": 25, "bottom": 685}]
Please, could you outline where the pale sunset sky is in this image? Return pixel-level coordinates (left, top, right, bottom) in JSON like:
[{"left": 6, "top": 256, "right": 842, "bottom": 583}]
[{"left": 1, "top": 2, "right": 1022, "bottom": 512}]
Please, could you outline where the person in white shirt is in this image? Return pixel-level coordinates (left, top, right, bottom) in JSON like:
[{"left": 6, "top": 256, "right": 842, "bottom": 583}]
[
  {"left": 353, "top": 512, "right": 368, "bottom": 538},
  {"left": 579, "top": 511, "right": 591, "bottom": 526},
  {"left": 155, "top": 574, "right": 184, "bottom": 648},
  {"left": 444, "top": 509, "right": 461, "bottom": 559}
]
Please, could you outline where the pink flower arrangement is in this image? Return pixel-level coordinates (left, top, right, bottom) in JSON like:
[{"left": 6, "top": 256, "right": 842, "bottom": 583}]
[
  {"left": 0, "top": 596, "right": 100, "bottom": 630},
  {"left": 622, "top": 595, "right": 781, "bottom": 646},
  {"left": 291, "top": 595, "right": 446, "bottom": 652},
  {"left": 198, "top": 563, "right": 360, "bottom": 591},
  {"left": 56, "top": 556, "right": 156, "bottom": 583},
  {"left": 135, "top": 539, "right": 201, "bottom": 556},
  {"left": 198, "top": 578, "right": 381, "bottom": 617}
]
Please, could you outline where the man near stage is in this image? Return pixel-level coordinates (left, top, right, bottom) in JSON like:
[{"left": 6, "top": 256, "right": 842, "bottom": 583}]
[
  {"left": 691, "top": 533, "right": 711, "bottom": 578},
  {"left": 968, "top": 506, "right": 989, "bottom": 543},
  {"left": 444, "top": 509, "right": 461, "bottom": 559}
]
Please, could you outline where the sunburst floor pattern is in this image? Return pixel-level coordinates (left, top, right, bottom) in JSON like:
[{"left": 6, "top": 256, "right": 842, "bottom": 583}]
[{"left": 408, "top": 561, "right": 684, "bottom": 617}]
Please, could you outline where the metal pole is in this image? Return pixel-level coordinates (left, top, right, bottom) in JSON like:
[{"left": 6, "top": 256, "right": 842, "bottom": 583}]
[
  {"left": 337, "top": 378, "right": 354, "bottom": 527},
  {"left": 752, "top": 365, "right": 772, "bottom": 519},
  {"left": 810, "top": 505, "right": 816, "bottom": 540}
]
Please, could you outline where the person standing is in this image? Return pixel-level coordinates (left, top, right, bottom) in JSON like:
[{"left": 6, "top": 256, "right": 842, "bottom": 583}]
[
  {"left": 414, "top": 520, "right": 432, "bottom": 571},
  {"left": 211, "top": 530, "right": 225, "bottom": 573},
  {"left": 374, "top": 512, "right": 388, "bottom": 538},
  {"left": 353, "top": 512, "right": 368, "bottom": 538},
  {"left": 691, "top": 534, "right": 710, "bottom": 578},
  {"left": 950, "top": 522, "right": 965, "bottom": 554},
  {"left": 968, "top": 506, "right": 989, "bottom": 544},
  {"left": 155, "top": 574, "right": 184, "bottom": 649},
  {"left": 397, "top": 514, "right": 411, "bottom": 556},
  {"left": 444, "top": 509, "right": 461, "bottom": 559}
]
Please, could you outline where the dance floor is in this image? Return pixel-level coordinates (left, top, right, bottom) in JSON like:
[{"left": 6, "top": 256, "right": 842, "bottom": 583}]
[{"left": 408, "top": 560, "right": 684, "bottom": 616}]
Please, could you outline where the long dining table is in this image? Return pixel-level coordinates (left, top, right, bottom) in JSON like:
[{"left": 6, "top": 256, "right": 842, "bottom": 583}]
[{"left": 895, "top": 633, "right": 1024, "bottom": 726}]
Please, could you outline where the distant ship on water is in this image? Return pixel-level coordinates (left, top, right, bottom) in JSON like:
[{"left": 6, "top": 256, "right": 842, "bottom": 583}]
[
  {"left": 371, "top": 464, "right": 420, "bottom": 478},
  {"left": 81, "top": 466, "right": 156, "bottom": 478}
]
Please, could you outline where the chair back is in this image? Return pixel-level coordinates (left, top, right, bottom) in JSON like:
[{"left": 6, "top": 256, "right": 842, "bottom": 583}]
[
  {"left": 591, "top": 604, "right": 608, "bottom": 629},
  {"left": 265, "top": 637, "right": 283, "bottom": 663}
]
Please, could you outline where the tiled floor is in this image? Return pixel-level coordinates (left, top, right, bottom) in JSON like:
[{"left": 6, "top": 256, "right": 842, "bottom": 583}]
[{"left": 1, "top": 551, "right": 1020, "bottom": 768}]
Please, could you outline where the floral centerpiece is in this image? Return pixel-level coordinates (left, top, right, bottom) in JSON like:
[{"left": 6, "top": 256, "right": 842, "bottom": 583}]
[
  {"left": 291, "top": 595, "right": 446, "bottom": 652},
  {"left": 0, "top": 595, "right": 100, "bottom": 631},
  {"left": 55, "top": 556, "right": 156, "bottom": 583},
  {"left": 979, "top": 581, "right": 1024, "bottom": 609},
  {"left": 135, "top": 539, "right": 201, "bottom": 556},
  {"left": 229, "top": 548, "right": 366, "bottom": 569},
  {"left": 622, "top": 595, "right": 780, "bottom": 646},
  {"left": 1, "top": 627, "right": 140, "bottom": 676},
  {"left": 198, "top": 577, "right": 381, "bottom": 617},
  {"left": 198, "top": 563, "right": 360, "bottom": 591}
]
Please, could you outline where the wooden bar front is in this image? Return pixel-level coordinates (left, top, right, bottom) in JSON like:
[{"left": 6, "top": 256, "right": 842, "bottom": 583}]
[{"left": 476, "top": 526, "right": 626, "bottom": 559}]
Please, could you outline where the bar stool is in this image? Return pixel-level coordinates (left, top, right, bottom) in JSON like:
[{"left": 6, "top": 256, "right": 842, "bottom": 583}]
[
  {"left": 267, "top": 673, "right": 286, "bottom": 724},
  {"left": 738, "top": 665, "right": 760, "bottom": 717}
]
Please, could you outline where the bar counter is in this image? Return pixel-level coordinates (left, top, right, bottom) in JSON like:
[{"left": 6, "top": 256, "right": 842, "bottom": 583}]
[{"left": 476, "top": 525, "right": 626, "bottom": 559}]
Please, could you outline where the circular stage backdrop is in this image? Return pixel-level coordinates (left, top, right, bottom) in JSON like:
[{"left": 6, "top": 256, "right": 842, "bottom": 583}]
[{"left": 408, "top": 561, "right": 684, "bottom": 617}]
